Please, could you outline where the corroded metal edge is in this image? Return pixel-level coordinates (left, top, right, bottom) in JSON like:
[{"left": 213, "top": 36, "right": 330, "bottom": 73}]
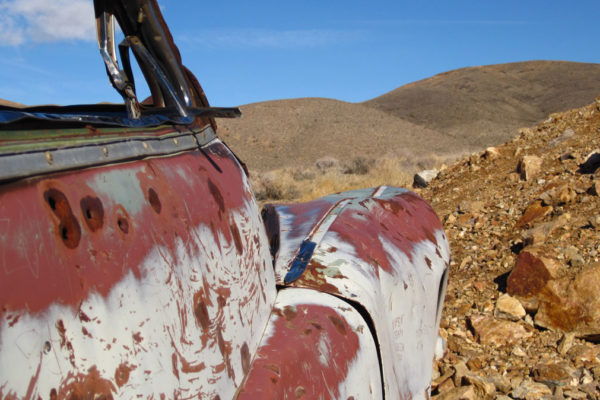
[{"left": 0, "top": 125, "right": 216, "bottom": 183}]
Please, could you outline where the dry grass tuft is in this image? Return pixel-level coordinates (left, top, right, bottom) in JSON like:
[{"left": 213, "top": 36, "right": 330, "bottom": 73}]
[{"left": 250, "top": 153, "right": 458, "bottom": 206}]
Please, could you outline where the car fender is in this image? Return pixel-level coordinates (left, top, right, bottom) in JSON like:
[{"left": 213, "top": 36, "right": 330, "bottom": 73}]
[{"left": 262, "top": 186, "right": 450, "bottom": 398}]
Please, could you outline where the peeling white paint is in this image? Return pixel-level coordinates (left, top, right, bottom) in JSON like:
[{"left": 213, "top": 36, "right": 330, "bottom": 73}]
[{"left": 0, "top": 202, "right": 275, "bottom": 399}]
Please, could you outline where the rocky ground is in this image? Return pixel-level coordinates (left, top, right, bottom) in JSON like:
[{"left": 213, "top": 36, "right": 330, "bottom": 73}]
[{"left": 419, "top": 98, "right": 600, "bottom": 399}]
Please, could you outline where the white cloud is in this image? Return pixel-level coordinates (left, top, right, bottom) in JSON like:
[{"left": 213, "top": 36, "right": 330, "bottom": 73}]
[
  {"left": 0, "top": 0, "right": 95, "bottom": 46},
  {"left": 180, "top": 28, "right": 365, "bottom": 49}
]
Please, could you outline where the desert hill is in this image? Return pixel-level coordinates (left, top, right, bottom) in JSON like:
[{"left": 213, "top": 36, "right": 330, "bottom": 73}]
[
  {"left": 218, "top": 98, "right": 449, "bottom": 172},
  {"left": 0, "top": 99, "right": 24, "bottom": 108},
  {"left": 219, "top": 61, "right": 600, "bottom": 173},
  {"left": 365, "top": 60, "right": 600, "bottom": 148}
]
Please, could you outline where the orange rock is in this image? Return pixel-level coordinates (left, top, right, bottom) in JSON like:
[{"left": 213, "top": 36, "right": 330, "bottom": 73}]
[
  {"left": 468, "top": 314, "right": 533, "bottom": 346},
  {"left": 535, "top": 263, "right": 600, "bottom": 338},
  {"left": 507, "top": 246, "right": 562, "bottom": 300},
  {"left": 515, "top": 200, "right": 553, "bottom": 228}
]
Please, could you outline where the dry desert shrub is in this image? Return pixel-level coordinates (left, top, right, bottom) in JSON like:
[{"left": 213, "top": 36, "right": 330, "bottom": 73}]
[{"left": 251, "top": 156, "right": 427, "bottom": 205}]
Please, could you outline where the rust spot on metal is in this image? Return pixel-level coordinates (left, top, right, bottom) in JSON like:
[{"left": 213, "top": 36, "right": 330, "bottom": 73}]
[
  {"left": 44, "top": 188, "right": 81, "bottom": 249},
  {"left": 230, "top": 222, "right": 243, "bottom": 255},
  {"left": 132, "top": 332, "right": 143, "bottom": 343},
  {"left": 241, "top": 342, "right": 250, "bottom": 375},
  {"left": 328, "top": 315, "right": 347, "bottom": 336},
  {"left": 208, "top": 178, "right": 225, "bottom": 214},
  {"left": 79, "top": 311, "right": 91, "bottom": 323},
  {"left": 179, "top": 357, "right": 206, "bottom": 374},
  {"left": 80, "top": 196, "right": 104, "bottom": 232},
  {"left": 56, "top": 319, "right": 67, "bottom": 348},
  {"left": 295, "top": 386, "right": 306, "bottom": 398},
  {"left": 311, "top": 322, "right": 323, "bottom": 330},
  {"left": 56, "top": 366, "right": 115, "bottom": 399},
  {"left": 193, "top": 292, "right": 210, "bottom": 330},
  {"left": 7, "top": 313, "right": 21, "bottom": 327},
  {"left": 303, "top": 328, "right": 312, "bottom": 335},
  {"left": 148, "top": 188, "right": 162, "bottom": 214},
  {"left": 117, "top": 217, "right": 129, "bottom": 234},
  {"left": 425, "top": 256, "right": 432, "bottom": 269},
  {"left": 114, "top": 363, "right": 133, "bottom": 388},
  {"left": 171, "top": 353, "right": 180, "bottom": 380},
  {"left": 49, "top": 388, "right": 57, "bottom": 399},
  {"left": 217, "top": 294, "right": 226, "bottom": 309},
  {"left": 217, "top": 327, "right": 234, "bottom": 379},
  {"left": 283, "top": 306, "right": 297, "bottom": 321}
]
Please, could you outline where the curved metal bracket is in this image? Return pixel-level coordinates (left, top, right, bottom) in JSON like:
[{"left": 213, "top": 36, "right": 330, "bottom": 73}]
[{"left": 97, "top": 12, "right": 141, "bottom": 119}]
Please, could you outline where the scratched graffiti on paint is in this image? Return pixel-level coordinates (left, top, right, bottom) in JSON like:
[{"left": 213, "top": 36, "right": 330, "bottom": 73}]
[{"left": 0, "top": 140, "right": 276, "bottom": 399}]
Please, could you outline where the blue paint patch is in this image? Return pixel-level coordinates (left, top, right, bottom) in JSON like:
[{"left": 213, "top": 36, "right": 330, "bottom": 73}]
[{"left": 284, "top": 240, "right": 317, "bottom": 284}]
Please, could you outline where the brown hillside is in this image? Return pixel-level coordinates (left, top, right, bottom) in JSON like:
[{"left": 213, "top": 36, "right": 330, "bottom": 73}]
[
  {"left": 0, "top": 99, "right": 24, "bottom": 108},
  {"left": 365, "top": 60, "right": 600, "bottom": 149},
  {"left": 218, "top": 98, "right": 451, "bottom": 172},
  {"left": 220, "top": 61, "right": 600, "bottom": 173}
]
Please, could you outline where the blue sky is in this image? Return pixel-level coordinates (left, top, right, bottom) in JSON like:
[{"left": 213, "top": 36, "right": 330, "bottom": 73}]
[{"left": 0, "top": 0, "right": 598, "bottom": 107}]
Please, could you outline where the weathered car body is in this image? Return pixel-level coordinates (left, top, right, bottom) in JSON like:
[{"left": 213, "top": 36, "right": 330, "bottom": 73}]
[{"left": 0, "top": 1, "right": 449, "bottom": 399}]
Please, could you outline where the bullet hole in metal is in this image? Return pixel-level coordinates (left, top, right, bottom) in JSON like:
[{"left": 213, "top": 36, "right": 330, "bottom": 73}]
[
  {"left": 43, "top": 341, "right": 51, "bottom": 354},
  {"left": 80, "top": 196, "right": 104, "bottom": 232},
  {"left": 117, "top": 217, "right": 129, "bottom": 234},
  {"left": 47, "top": 196, "right": 56, "bottom": 210},
  {"left": 61, "top": 225, "right": 69, "bottom": 240},
  {"left": 44, "top": 189, "right": 81, "bottom": 249},
  {"left": 148, "top": 188, "right": 161, "bottom": 214}
]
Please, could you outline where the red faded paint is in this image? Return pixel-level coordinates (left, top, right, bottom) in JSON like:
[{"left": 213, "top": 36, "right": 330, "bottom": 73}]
[
  {"left": 0, "top": 141, "right": 247, "bottom": 315},
  {"left": 237, "top": 303, "right": 361, "bottom": 399},
  {"left": 56, "top": 367, "right": 116, "bottom": 399},
  {"left": 297, "top": 192, "right": 443, "bottom": 291}
]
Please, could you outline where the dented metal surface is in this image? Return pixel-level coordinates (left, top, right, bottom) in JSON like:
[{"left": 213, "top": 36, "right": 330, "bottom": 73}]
[
  {"left": 264, "top": 186, "right": 451, "bottom": 398},
  {"left": 0, "top": 139, "right": 276, "bottom": 398}
]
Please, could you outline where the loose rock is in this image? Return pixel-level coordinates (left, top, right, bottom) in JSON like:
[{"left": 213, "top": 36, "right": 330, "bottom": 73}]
[
  {"left": 495, "top": 293, "right": 526, "bottom": 321},
  {"left": 413, "top": 169, "right": 439, "bottom": 188},
  {"left": 506, "top": 246, "right": 563, "bottom": 308},
  {"left": 517, "top": 155, "right": 543, "bottom": 181},
  {"left": 579, "top": 150, "right": 600, "bottom": 173},
  {"left": 468, "top": 314, "right": 532, "bottom": 345},
  {"left": 511, "top": 379, "right": 552, "bottom": 399},
  {"left": 535, "top": 263, "right": 600, "bottom": 338}
]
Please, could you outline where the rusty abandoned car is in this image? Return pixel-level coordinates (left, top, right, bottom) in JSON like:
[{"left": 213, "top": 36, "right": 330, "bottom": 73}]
[{"left": 0, "top": 0, "right": 450, "bottom": 398}]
